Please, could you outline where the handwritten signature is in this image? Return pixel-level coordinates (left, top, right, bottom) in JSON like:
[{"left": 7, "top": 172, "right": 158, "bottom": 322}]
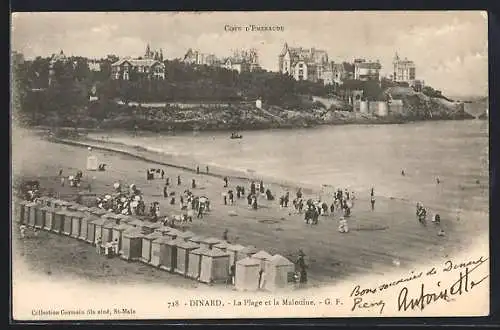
[{"left": 398, "top": 257, "right": 489, "bottom": 311}]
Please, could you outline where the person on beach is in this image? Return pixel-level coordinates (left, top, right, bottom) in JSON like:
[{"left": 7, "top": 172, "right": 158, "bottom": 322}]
[
  {"left": 228, "top": 190, "right": 234, "bottom": 205},
  {"left": 296, "top": 250, "right": 308, "bottom": 285},
  {"left": 96, "top": 237, "right": 102, "bottom": 254},
  {"left": 197, "top": 204, "right": 204, "bottom": 219},
  {"left": 371, "top": 195, "right": 376, "bottom": 211},
  {"left": 330, "top": 202, "right": 335, "bottom": 215},
  {"left": 401, "top": 169, "right": 406, "bottom": 176},
  {"left": 196, "top": 166, "right": 200, "bottom": 174},
  {"left": 252, "top": 195, "right": 258, "bottom": 210},
  {"left": 222, "top": 229, "right": 229, "bottom": 241},
  {"left": 59, "top": 169, "right": 63, "bottom": 177},
  {"left": 224, "top": 177, "right": 228, "bottom": 188},
  {"left": 165, "top": 177, "right": 170, "bottom": 186},
  {"left": 192, "top": 179, "right": 196, "bottom": 189},
  {"left": 250, "top": 181, "right": 256, "bottom": 195},
  {"left": 163, "top": 185, "right": 168, "bottom": 198},
  {"left": 161, "top": 169, "right": 165, "bottom": 179},
  {"left": 223, "top": 192, "right": 228, "bottom": 205},
  {"left": 371, "top": 187, "right": 374, "bottom": 197},
  {"left": 432, "top": 213, "right": 441, "bottom": 225},
  {"left": 177, "top": 175, "right": 181, "bottom": 185},
  {"left": 60, "top": 176, "right": 65, "bottom": 187},
  {"left": 296, "top": 188, "right": 303, "bottom": 200},
  {"left": 436, "top": 177, "right": 440, "bottom": 184},
  {"left": 338, "top": 216, "right": 349, "bottom": 233},
  {"left": 187, "top": 208, "right": 194, "bottom": 222},
  {"left": 260, "top": 181, "right": 265, "bottom": 194},
  {"left": 19, "top": 225, "right": 27, "bottom": 239},
  {"left": 206, "top": 166, "right": 209, "bottom": 174},
  {"left": 247, "top": 194, "right": 252, "bottom": 207}
]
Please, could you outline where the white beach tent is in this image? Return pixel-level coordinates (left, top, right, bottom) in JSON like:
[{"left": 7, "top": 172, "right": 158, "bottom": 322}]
[
  {"left": 235, "top": 257, "right": 261, "bottom": 292},
  {"left": 264, "top": 254, "right": 295, "bottom": 292},
  {"left": 86, "top": 147, "right": 98, "bottom": 171},
  {"left": 251, "top": 250, "right": 273, "bottom": 272}
]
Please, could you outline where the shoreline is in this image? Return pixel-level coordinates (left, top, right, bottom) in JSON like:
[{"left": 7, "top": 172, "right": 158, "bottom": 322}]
[{"left": 45, "top": 129, "right": 486, "bottom": 218}]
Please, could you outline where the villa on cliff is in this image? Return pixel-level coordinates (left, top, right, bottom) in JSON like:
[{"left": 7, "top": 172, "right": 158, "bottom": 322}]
[
  {"left": 278, "top": 42, "right": 329, "bottom": 82},
  {"left": 111, "top": 44, "right": 166, "bottom": 80},
  {"left": 183, "top": 49, "right": 220, "bottom": 66}
]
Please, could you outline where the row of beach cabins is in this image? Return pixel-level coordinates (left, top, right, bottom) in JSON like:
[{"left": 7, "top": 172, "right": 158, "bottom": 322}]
[{"left": 14, "top": 196, "right": 296, "bottom": 292}]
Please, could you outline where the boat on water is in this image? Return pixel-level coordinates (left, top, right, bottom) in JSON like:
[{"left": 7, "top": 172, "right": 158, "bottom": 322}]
[{"left": 230, "top": 132, "right": 243, "bottom": 139}]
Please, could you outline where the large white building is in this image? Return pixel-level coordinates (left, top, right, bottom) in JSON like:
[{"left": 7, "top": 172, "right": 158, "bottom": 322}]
[
  {"left": 392, "top": 52, "right": 416, "bottom": 84},
  {"left": 278, "top": 42, "right": 329, "bottom": 82},
  {"left": 353, "top": 58, "right": 382, "bottom": 81},
  {"left": 111, "top": 44, "right": 165, "bottom": 80}
]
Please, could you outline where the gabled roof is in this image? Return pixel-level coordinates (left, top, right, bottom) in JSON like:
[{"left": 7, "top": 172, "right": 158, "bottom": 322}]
[
  {"left": 270, "top": 254, "right": 294, "bottom": 266},
  {"left": 251, "top": 250, "right": 273, "bottom": 260},
  {"left": 111, "top": 58, "right": 164, "bottom": 68}
]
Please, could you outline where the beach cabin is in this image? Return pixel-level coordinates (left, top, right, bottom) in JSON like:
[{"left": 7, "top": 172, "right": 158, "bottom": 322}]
[
  {"left": 86, "top": 217, "right": 98, "bottom": 243},
  {"left": 86, "top": 155, "right": 98, "bottom": 171},
  {"left": 159, "top": 239, "right": 179, "bottom": 271},
  {"left": 112, "top": 223, "right": 133, "bottom": 253},
  {"left": 235, "top": 257, "right": 262, "bottom": 292},
  {"left": 102, "top": 221, "right": 117, "bottom": 243},
  {"left": 70, "top": 211, "right": 86, "bottom": 238},
  {"left": 188, "top": 235, "right": 205, "bottom": 246},
  {"left": 27, "top": 202, "right": 38, "bottom": 227},
  {"left": 150, "top": 236, "right": 169, "bottom": 267},
  {"left": 92, "top": 218, "right": 114, "bottom": 244},
  {"left": 22, "top": 201, "right": 32, "bottom": 224},
  {"left": 240, "top": 246, "right": 259, "bottom": 258},
  {"left": 53, "top": 199, "right": 71, "bottom": 210},
  {"left": 62, "top": 210, "right": 74, "bottom": 236},
  {"left": 35, "top": 206, "right": 47, "bottom": 229},
  {"left": 116, "top": 214, "right": 133, "bottom": 225},
  {"left": 199, "top": 237, "right": 221, "bottom": 250},
  {"left": 102, "top": 213, "right": 122, "bottom": 225},
  {"left": 174, "top": 240, "right": 200, "bottom": 276},
  {"left": 67, "top": 202, "right": 81, "bottom": 212},
  {"left": 226, "top": 244, "right": 246, "bottom": 266},
  {"left": 43, "top": 207, "right": 55, "bottom": 231},
  {"left": 187, "top": 247, "right": 204, "bottom": 280},
  {"left": 154, "top": 226, "right": 171, "bottom": 236},
  {"left": 213, "top": 241, "right": 231, "bottom": 254},
  {"left": 251, "top": 250, "right": 273, "bottom": 272},
  {"left": 80, "top": 215, "right": 97, "bottom": 242},
  {"left": 198, "top": 248, "right": 230, "bottom": 284},
  {"left": 264, "top": 254, "right": 295, "bottom": 292},
  {"left": 165, "top": 228, "right": 181, "bottom": 240},
  {"left": 121, "top": 229, "right": 144, "bottom": 261},
  {"left": 141, "top": 221, "right": 162, "bottom": 235},
  {"left": 15, "top": 200, "right": 28, "bottom": 224},
  {"left": 52, "top": 209, "right": 66, "bottom": 234},
  {"left": 176, "top": 230, "right": 195, "bottom": 242},
  {"left": 141, "top": 232, "right": 163, "bottom": 263},
  {"left": 35, "top": 196, "right": 50, "bottom": 207},
  {"left": 128, "top": 218, "right": 144, "bottom": 230},
  {"left": 89, "top": 207, "right": 108, "bottom": 218},
  {"left": 44, "top": 197, "right": 58, "bottom": 208}
]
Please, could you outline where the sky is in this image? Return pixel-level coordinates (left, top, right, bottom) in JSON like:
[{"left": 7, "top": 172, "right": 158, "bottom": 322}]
[{"left": 11, "top": 11, "right": 488, "bottom": 97}]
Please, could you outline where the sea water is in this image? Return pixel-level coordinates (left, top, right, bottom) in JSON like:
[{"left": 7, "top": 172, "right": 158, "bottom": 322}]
[{"left": 90, "top": 120, "right": 489, "bottom": 215}]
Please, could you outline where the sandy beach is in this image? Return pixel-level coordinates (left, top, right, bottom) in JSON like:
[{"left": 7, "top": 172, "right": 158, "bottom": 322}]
[{"left": 12, "top": 128, "right": 488, "bottom": 288}]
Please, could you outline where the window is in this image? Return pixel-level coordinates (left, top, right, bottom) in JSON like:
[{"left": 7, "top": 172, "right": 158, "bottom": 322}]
[{"left": 123, "top": 72, "right": 129, "bottom": 80}]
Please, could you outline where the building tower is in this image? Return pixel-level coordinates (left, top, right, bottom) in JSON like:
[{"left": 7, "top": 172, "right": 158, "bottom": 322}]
[{"left": 392, "top": 52, "right": 400, "bottom": 82}]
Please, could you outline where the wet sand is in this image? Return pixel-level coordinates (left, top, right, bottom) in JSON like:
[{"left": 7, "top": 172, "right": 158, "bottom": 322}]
[{"left": 12, "top": 129, "right": 488, "bottom": 288}]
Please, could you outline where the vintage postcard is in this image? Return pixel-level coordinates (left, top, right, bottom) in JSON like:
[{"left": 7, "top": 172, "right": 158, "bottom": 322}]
[{"left": 10, "top": 11, "right": 489, "bottom": 321}]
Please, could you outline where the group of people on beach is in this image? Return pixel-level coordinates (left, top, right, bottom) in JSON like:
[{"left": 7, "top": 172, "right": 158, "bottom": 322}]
[{"left": 95, "top": 182, "right": 147, "bottom": 216}]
